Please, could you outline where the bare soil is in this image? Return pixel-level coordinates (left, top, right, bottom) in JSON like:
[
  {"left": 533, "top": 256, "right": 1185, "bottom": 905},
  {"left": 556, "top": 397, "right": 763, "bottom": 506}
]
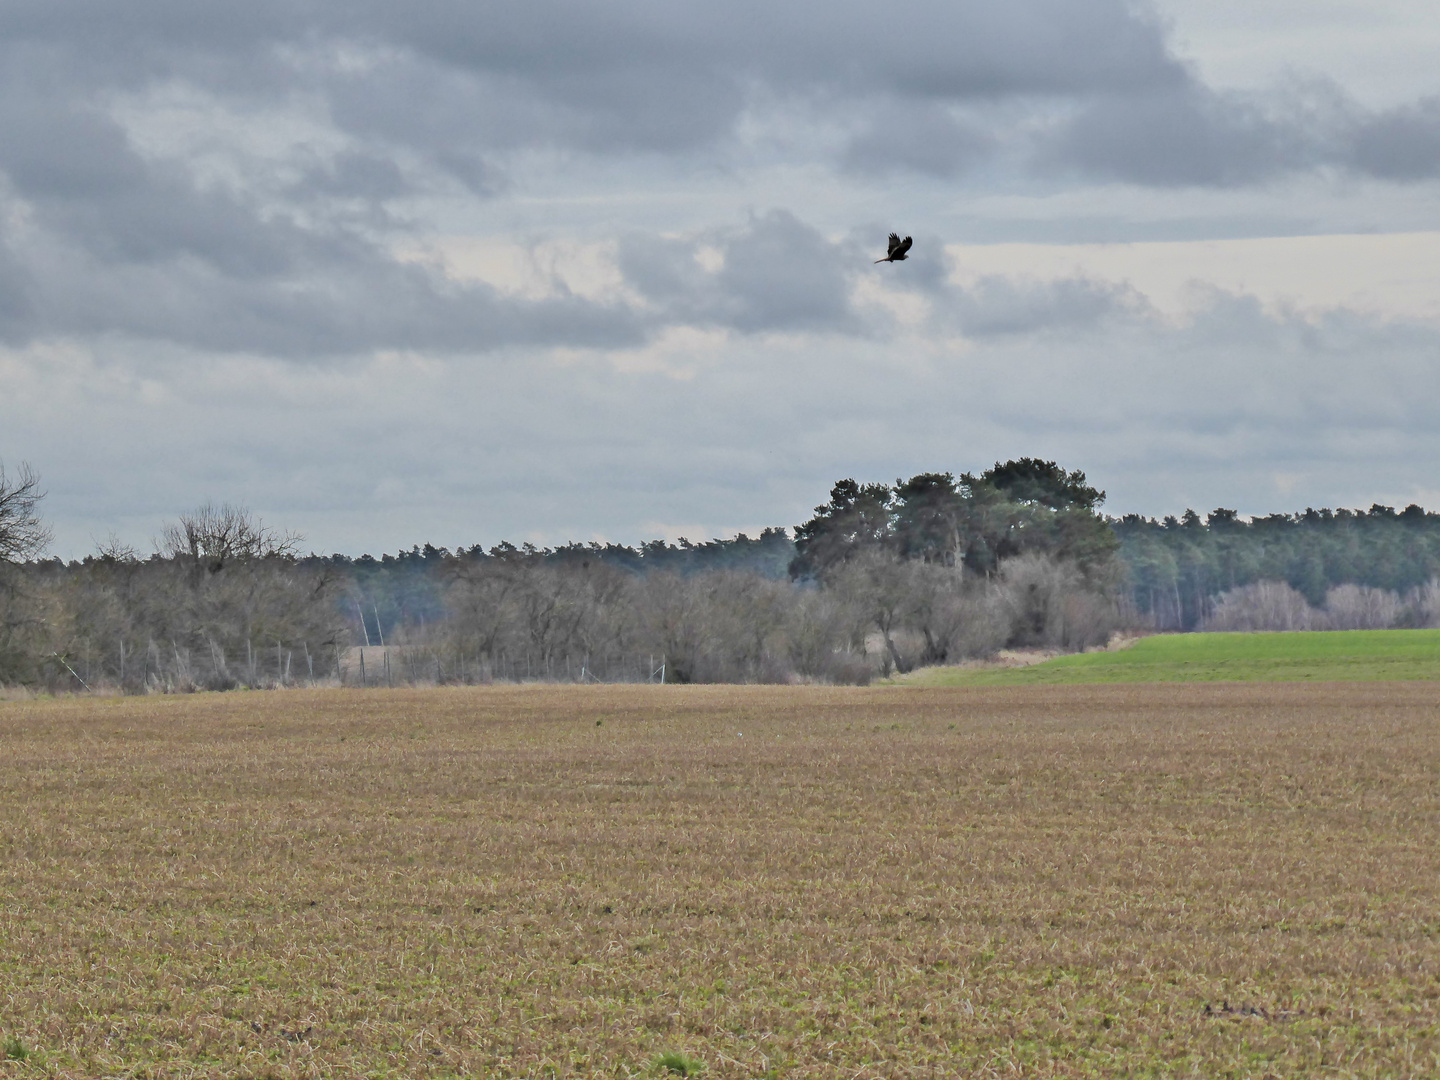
[{"left": 1, "top": 683, "right": 1437, "bottom": 1077}]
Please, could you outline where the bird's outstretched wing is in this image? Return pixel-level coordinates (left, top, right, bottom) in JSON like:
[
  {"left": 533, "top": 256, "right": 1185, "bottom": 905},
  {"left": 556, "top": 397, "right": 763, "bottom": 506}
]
[{"left": 875, "top": 232, "right": 913, "bottom": 263}]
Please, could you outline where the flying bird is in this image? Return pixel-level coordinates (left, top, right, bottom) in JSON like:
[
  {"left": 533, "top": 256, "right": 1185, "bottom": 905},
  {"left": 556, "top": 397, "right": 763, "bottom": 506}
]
[{"left": 875, "top": 233, "right": 913, "bottom": 263}]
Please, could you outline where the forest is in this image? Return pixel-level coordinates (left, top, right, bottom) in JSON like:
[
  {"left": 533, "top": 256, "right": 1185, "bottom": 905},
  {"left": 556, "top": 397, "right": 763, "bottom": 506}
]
[{"left": 3, "top": 458, "right": 1440, "bottom": 690}]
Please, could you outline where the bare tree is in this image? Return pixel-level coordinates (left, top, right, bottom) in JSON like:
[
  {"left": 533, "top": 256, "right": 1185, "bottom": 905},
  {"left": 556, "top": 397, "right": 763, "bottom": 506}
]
[
  {"left": 995, "top": 552, "right": 1125, "bottom": 650},
  {"left": 0, "top": 461, "right": 52, "bottom": 562},
  {"left": 1413, "top": 578, "right": 1440, "bottom": 628},
  {"left": 94, "top": 531, "right": 139, "bottom": 563},
  {"left": 828, "top": 551, "right": 922, "bottom": 675},
  {"left": 160, "top": 503, "right": 302, "bottom": 574},
  {"left": 785, "top": 588, "right": 872, "bottom": 684},
  {"left": 1204, "top": 580, "right": 1317, "bottom": 632},
  {"left": 1325, "top": 584, "right": 1402, "bottom": 630},
  {"left": 0, "top": 461, "right": 54, "bottom": 682}
]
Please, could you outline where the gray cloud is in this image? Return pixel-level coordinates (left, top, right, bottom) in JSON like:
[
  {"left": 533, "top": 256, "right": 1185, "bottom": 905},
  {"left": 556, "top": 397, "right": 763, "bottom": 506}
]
[
  {"left": 0, "top": 2, "right": 1180, "bottom": 181},
  {"left": 619, "top": 211, "right": 862, "bottom": 335},
  {"left": 2, "top": 0, "right": 1438, "bottom": 564},
  {"left": 863, "top": 233, "right": 1151, "bottom": 337},
  {"left": 1044, "top": 86, "right": 1312, "bottom": 187},
  {"left": 24, "top": 242, "right": 649, "bottom": 357},
  {"left": 293, "top": 150, "right": 411, "bottom": 202},
  {"left": 315, "top": 0, "right": 1182, "bottom": 162},
  {"left": 16, "top": 284, "right": 1440, "bottom": 558},
  {"left": 841, "top": 102, "right": 997, "bottom": 178},
  {"left": 0, "top": 51, "right": 646, "bottom": 355},
  {"left": 1347, "top": 97, "right": 1440, "bottom": 180},
  {"left": 949, "top": 275, "right": 1149, "bottom": 337},
  {"left": 0, "top": 0, "right": 1435, "bottom": 223},
  {"left": 1044, "top": 78, "right": 1440, "bottom": 187},
  {"left": 617, "top": 219, "right": 1141, "bottom": 342},
  {"left": 0, "top": 0, "right": 1435, "bottom": 370}
]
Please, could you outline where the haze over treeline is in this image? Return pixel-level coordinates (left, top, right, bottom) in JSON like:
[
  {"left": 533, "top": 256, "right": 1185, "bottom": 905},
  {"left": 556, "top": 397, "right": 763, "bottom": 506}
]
[{"left": 4, "top": 458, "right": 1440, "bottom": 691}]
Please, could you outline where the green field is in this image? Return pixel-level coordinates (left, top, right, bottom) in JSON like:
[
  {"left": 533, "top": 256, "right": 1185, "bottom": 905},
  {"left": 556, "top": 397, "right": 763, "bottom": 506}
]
[{"left": 905, "top": 628, "right": 1440, "bottom": 685}]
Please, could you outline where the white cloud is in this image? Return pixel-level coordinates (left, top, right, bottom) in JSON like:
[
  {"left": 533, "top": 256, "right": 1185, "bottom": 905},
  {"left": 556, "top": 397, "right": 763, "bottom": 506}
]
[{"left": 947, "top": 231, "right": 1440, "bottom": 322}]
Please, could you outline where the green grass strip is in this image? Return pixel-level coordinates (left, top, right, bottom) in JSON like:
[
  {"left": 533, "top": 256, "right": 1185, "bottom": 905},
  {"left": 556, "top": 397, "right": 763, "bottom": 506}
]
[{"left": 904, "top": 629, "right": 1440, "bottom": 686}]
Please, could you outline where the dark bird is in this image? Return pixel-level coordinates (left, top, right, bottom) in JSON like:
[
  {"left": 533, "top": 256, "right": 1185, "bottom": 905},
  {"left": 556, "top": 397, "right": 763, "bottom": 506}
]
[{"left": 875, "top": 233, "right": 913, "bottom": 263}]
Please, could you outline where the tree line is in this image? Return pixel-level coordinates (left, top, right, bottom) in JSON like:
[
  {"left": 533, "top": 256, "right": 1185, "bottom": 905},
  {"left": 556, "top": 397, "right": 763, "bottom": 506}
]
[
  {"left": 1115, "top": 505, "right": 1440, "bottom": 629},
  {"left": 2, "top": 457, "right": 1438, "bottom": 690}
]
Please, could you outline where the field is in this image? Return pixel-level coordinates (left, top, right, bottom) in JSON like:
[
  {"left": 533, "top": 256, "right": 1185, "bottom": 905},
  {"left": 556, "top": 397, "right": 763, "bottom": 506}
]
[
  {"left": 2, "top": 684, "right": 1439, "bottom": 1078},
  {"left": 902, "top": 629, "right": 1440, "bottom": 686}
]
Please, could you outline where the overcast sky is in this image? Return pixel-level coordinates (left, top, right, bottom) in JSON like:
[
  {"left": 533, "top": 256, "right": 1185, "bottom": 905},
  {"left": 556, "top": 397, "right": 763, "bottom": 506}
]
[{"left": 3, "top": 0, "right": 1439, "bottom": 558}]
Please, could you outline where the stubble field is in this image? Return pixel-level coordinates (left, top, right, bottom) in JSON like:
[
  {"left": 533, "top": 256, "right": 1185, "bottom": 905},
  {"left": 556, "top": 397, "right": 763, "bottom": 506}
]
[{"left": 1, "top": 683, "right": 1438, "bottom": 1078}]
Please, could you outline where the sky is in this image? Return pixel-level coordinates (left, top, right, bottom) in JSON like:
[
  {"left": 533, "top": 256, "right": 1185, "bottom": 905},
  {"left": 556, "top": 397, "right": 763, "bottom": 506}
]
[{"left": 2, "top": 1, "right": 1439, "bottom": 558}]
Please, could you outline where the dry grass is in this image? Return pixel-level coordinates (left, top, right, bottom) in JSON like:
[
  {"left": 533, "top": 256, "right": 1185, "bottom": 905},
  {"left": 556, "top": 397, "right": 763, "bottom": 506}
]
[{"left": 1, "top": 683, "right": 1439, "bottom": 1078}]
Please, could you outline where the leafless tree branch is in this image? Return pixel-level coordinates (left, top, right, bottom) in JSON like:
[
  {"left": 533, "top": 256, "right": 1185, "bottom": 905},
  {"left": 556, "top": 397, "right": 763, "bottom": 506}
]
[
  {"left": 159, "top": 503, "right": 303, "bottom": 574},
  {"left": 0, "top": 461, "right": 52, "bottom": 562}
]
